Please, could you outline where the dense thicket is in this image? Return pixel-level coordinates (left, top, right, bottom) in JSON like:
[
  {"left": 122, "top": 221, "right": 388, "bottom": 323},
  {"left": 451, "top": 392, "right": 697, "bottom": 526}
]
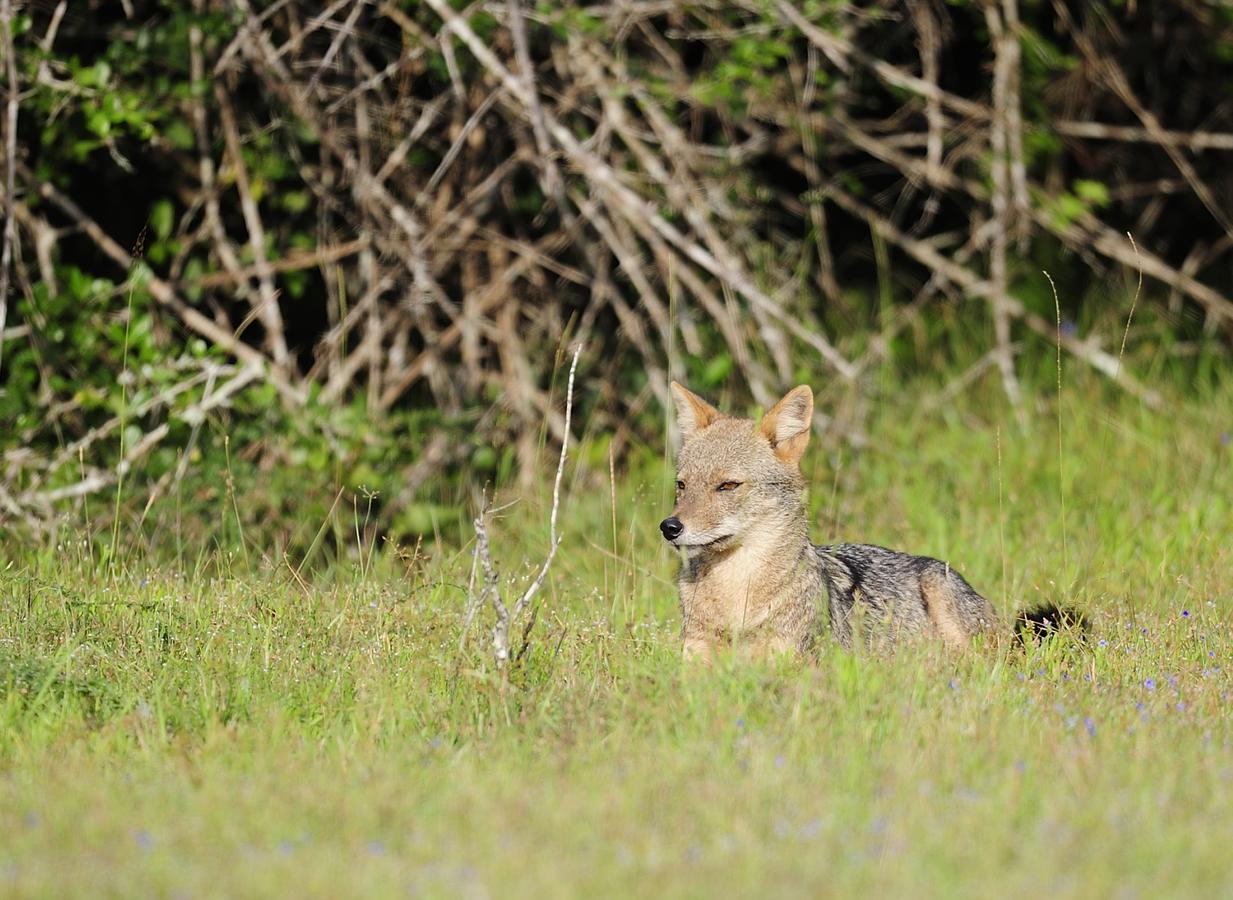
[{"left": 1, "top": 0, "right": 1232, "bottom": 539}]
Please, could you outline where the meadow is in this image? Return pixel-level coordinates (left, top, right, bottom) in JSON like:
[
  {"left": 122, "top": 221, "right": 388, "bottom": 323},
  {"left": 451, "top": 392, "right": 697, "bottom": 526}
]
[{"left": 2, "top": 366, "right": 1232, "bottom": 898}]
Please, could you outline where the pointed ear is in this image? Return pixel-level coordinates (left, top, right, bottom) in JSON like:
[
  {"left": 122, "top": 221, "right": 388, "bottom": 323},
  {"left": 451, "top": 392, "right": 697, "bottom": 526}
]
[
  {"left": 670, "top": 381, "right": 721, "bottom": 438},
  {"left": 758, "top": 385, "right": 814, "bottom": 464}
]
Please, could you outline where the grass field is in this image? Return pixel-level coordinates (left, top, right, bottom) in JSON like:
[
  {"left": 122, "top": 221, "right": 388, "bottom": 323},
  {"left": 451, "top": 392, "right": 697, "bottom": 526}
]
[{"left": 2, "top": 368, "right": 1232, "bottom": 897}]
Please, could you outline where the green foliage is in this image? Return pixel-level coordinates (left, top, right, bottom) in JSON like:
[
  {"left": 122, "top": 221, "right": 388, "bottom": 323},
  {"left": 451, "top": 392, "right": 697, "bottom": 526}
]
[{"left": 3, "top": 0, "right": 1232, "bottom": 550}]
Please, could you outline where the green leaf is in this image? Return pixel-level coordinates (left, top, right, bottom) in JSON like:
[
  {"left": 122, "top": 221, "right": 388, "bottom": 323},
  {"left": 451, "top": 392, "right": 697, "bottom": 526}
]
[{"left": 150, "top": 200, "right": 174, "bottom": 240}]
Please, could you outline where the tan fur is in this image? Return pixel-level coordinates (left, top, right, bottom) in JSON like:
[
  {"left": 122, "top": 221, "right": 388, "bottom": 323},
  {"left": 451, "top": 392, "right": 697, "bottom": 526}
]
[
  {"left": 920, "top": 568, "right": 972, "bottom": 650},
  {"left": 663, "top": 382, "right": 1009, "bottom": 659},
  {"left": 666, "top": 383, "right": 823, "bottom": 659}
]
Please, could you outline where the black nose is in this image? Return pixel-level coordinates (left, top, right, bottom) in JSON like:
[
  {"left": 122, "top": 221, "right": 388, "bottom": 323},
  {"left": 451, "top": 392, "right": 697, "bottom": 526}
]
[{"left": 660, "top": 517, "right": 684, "bottom": 541}]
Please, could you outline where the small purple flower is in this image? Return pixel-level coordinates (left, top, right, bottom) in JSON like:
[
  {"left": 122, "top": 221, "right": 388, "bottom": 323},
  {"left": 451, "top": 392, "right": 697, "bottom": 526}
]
[
  {"left": 135, "top": 830, "right": 155, "bottom": 850},
  {"left": 1061, "top": 319, "right": 1078, "bottom": 337},
  {"left": 800, "top": 818, "right": 823, "bottom": 839},
  {"left": 1144, "top": 678, "right": 1156, "bottom": 690},
  {"left": 1182, "top": 610, "right": 1190, "bottom": 618},
  {"left": 774, "top": 755, "right": 786, "bottom": 769},
  {"left": 1176, "top": 702, "right": 1186, "bottom": 712},
  {"left": 367, "top": 840, "right": 386, "bottom": 855},
  {"left": 948, "top": 678, "right": 960, "bottom": 691},
  {"left": 1221, "top": 431, "right": 1231, "bottom": 446},
  {"left": 1097, "top": 639, "right": 1108, "bottom": 648},
  {"left": 736, "top": 717, "right": 745, "bottom": 729},
  {"left": 1084, "top": 717, "right": 1097, "bottom": 737}
]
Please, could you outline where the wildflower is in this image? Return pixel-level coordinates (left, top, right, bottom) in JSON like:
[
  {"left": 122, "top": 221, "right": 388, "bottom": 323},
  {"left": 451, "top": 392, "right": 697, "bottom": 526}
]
[
  {"left": 1084, "top": 717, "right": 1097, "bottom": 737},
  {"left": 1097, "top": 639, "right": 1108, "bottom": 648},
  {"left": 1182, "top": 610, "right": 1190, "bottom": 618},
  {"left": 1144, "top": 678, "right": 1156, "bottom": 690},
  {"left": 135, "top": 830, "right": 155, "bottom": 850}
]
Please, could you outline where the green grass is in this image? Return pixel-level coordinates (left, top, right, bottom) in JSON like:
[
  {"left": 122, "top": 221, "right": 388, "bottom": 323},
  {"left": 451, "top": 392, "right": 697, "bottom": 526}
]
[{"left": 2, "top": 368, "right": 1232, "bottom": 897}]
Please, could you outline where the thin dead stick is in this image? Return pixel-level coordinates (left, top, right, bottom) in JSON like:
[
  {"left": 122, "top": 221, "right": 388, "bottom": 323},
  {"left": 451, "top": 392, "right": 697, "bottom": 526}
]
[
  {"left": 20, "top": 363, "right": 262, "bottom": 508},
  {"left": 304, "top": 0, "right": 368, "bottom": 96},
  {"left": 420, "top": 0, "right": 857, "bottom": 382},
  {"left": 512, "top": 341, "right": 581, "bottom": 619},
  {"left": 819, "top": 112, "right": 1233, "bottom": 327},
  {"left": 215, "top": 84, "right": 290, "bottom": 367},
  {"left": 507, "top": 0, "right": 562, "bottom": 205},
  {"left": 772, "top": 0, "right": 986, "bottom": 120},
  {"left": 984, "top": 0, "right": 1023, "bottom": 412},
  {"left": 464, "top": 343, "right": 582, "bottom": 668},
  {"left": 191, "top": 238, "right": 370, "bottom": 288},
  {"left": 0, "top": 0, "right": 18, "bottom": 375},
  {"left": 1055, "top": 120, "right": 1233, "bottom": 152},
  {"left": 826, "top": 184, "right": 1162, "bottom": 406}
]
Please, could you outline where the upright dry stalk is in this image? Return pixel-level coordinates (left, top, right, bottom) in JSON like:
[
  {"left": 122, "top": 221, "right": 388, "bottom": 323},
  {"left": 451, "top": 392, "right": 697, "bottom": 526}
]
[
  {"left": 984, "top": 1, "right": 1023, "bottom": 413},
  {"left": 0, "top": 0, "right": 18, "bottom": 375},
  {"left": 466, "top": 343, "right": 582, "bottom": 669}
]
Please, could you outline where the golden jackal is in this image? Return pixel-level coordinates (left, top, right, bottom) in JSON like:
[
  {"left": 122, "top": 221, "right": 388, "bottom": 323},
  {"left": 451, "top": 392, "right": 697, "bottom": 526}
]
[{"left": 661, "top": 382, "right": 1079, "bottom": 660}]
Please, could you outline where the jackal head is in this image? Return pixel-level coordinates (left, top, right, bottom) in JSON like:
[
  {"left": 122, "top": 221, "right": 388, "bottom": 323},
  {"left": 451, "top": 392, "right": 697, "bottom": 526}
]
[{"left": 661, "top": 382, "right": 814, "bottom": 554}]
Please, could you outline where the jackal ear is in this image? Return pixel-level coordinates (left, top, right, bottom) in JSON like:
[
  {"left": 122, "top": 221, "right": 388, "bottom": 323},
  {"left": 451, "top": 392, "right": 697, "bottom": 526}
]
[
  {"left": 670, "top": 381, "right": 721, "bottom": 437},
  {"left": 759, "top": 385, "right": 814, "bottom": 464}
]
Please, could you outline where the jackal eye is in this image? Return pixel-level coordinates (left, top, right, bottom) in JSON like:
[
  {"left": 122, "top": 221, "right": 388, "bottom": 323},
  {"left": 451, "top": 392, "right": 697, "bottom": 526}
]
[
  {"left": 675, "top": 480, "right": 685, "bottom": 492},
  {"left": 716, "top": 481, "right": 742, "bottom": 492}
]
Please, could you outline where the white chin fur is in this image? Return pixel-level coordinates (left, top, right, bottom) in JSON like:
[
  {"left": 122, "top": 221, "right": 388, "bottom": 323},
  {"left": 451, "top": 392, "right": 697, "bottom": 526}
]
[{"left": 676, "top": 534, "right": 734, "bottom": 551}]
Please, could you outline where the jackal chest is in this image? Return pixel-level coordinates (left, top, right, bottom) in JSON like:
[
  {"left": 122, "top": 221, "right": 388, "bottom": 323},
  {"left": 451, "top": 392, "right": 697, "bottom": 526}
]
[
  {"left": 677, "top": 542, "right": 822, "bottom": 650},
  {"left": 678, "top": 571, "right": 775, "bottom": 637}
]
